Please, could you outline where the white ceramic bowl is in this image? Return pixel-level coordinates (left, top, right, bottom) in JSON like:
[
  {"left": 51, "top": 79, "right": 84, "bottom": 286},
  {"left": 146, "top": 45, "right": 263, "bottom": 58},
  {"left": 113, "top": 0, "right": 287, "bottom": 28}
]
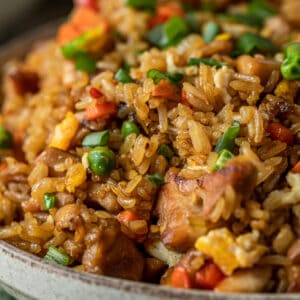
[{"left": 0, "top": 21, "right": 299, "bottom": 300}]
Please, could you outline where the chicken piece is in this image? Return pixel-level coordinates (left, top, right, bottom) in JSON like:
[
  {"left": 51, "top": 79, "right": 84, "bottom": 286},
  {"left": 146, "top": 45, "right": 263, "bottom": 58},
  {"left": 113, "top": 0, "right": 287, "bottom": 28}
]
[
  {"left": 87, "top": 182, "right": 122, "bottom": 213},
  {"left": 55, "top": 204, "right": 82, "bottom": 231},
  {"left": 35, "top": 147, "right": 80, "bottom": 176},
  {"left": 236, "top": 55, "right": 280, "bottom": 84},
  {"left": 157, "top": 156, "right": 257, "bottom": 251},
  {"left": 215, "top": 267, "right": 272, "bottom": 293},
  {"left": 82, "top": 219, "right": 144, "bottom": 281},
  {"left": 7, "top": 65, "right": 39, "bottom": 96}
]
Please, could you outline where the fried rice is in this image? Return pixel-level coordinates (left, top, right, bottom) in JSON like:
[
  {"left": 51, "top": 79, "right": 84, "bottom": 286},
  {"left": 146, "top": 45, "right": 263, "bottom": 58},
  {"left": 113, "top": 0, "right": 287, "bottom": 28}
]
[{"left": 1, "top": 0, "right": 300, "bottom": 293}]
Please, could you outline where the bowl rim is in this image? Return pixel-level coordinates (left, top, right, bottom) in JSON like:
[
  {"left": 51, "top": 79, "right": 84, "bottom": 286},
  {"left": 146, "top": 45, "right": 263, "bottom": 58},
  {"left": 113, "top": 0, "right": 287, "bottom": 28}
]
[{"left": 0, "top": 20, "right": 299, "bottom": 300}]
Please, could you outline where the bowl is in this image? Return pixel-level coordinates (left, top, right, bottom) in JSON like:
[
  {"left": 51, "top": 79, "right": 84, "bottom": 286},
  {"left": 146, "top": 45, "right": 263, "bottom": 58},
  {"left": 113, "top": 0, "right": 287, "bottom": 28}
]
[{"left": 0, "top": 21, "right": 299, "bottom": 300}]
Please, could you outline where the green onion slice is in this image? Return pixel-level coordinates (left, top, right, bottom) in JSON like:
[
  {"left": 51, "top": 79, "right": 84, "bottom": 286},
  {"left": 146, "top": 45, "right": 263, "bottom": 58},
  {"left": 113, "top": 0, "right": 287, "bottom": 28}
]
[
  {"left": 213, "top": 149, "right": 234, "bottom": 171},
  {"left": 43, "top": 193, "right": 56, "bottom": 211},
  {"left": 188, "top": 58, "right": 226, "bottom": 69},
  {"left": 82, "top": 130, "right": 110, "bottom": 147},
  {"left": 157, "top": 144, "right": 174, "bottom": 160},
  {"left": 115, "top": 68, "right": 135, "bottom": 83},
  {"left": 147, "top": 69, "right": 183, "bottom": 85},
  {"left": 44, "top": 246, "right": 70, "bottom": 266},
  {"left": 146, "top": 173, "right": 165, "bottom": 188},
  {"left": 215, "top": 120, "right": 240, "bottom": 153},
  {"left": 202, "top": 21, "right": 220, "bottom": 42}
]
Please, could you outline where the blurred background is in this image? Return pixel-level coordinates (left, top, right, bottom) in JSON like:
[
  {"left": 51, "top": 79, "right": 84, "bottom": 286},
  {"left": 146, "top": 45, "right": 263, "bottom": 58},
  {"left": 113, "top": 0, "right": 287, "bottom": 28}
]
[{"left": 0, "top": 0, "right": 72, "bottom": 45}]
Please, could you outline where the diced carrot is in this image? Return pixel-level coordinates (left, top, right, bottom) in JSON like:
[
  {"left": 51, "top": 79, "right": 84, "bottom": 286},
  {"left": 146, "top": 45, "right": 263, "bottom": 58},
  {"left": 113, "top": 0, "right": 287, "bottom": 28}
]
[
  {"left": 57, "top": 24, "right": 80, "bottom": 46},
  {"left": 157, "top": 4, "right": 185, "bottom": 19},
  {"left": 152, "top": 80, "right": 177, "bottom": 99},
  {"left": 71, "top": 7, "right": 109, "bottom": 33},
  {"left": 149, "top": 15, "right": 169, "bottom": 28},
  {"left": 73, "top": 0, "right": 99, "bottom": 11},
  {"left": 194, "top": 262, "right": 225, "bottom": 290},
  {"left": 181, "top": 89, "right": 189, "bottom": 105},
  {"left": 89, "top": 87, "right": 104, "bottom": 99},
  {"left": 149, "top": 4, "right": 184, "bottom": 28},
  {"left": 266, "top": 122, "right": 294, "bottom": 146},
  {"left": 292, "top": 161, "right": 300, "bottom": 173},
  {"left": 171, "top": 266, "right": 193, "bottom": 289},
  {"left": 85, "top": 102, "right": 117, "bottom": 120},
  {"left": 0, "top": 162, "right": 8, "bottom": 172},
  {"left": 117, "top": 210, "right": 140, "bottom": 227}
]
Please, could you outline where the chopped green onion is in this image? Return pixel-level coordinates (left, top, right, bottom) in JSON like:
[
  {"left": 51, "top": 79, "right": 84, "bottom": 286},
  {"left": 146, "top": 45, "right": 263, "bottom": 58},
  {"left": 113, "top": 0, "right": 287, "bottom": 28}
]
[
  {"left": 183, "top": 12, "right": 201, "bottom": 33},
  {"left": 219, "top": 13, "right": 263, "bottom": 27},
  {"left": 44, "top": 246, "right": 70, "bottom": 266},
  {"left": 88, "top": 146, "right": 116, "bottom": 176},
  {"left": 121, "top": 121, "right": 140, "bottom": 138},
  {"left": 146, "top": 173, "right": 165, "bottom": 188},
  {"left": 202, "top": 21, "right": 220, "bottom": 43},
  {"left": 61, "top": 34, "right": 87, "bottom": 59},
  {"left": 0, "top": 126, "right": 13, "bottom": 149},
  {"left": 235, "top": 32, "right": 277, "bottom": 56},
  {"left": 146, "top": 17, "right": 190, "bottom": 49},
  {"left": 215, "top": 120, "right": 240, "bottom": 154},
  {"left": 115, "top": 68, "right": 135, "bottom": 83},
  {"left": 281, "top": 42, "right": 300, "bottom": 80},
  {"left": 188, "top": 58, "right": 226, "bottom": 69},
  {"left": 75, "top": 53, "right": 97, "bottom": 74},
  {"left": 82, "top": 130, "right": 109, "bottom": 147},
  {"left": 157, "top": 144, "right": 174, "bottom": 160},
  {"left": 147, "top": 69, "right": 183, "bottom": 85},
  {"left": 248, "top": 0, "right": 276, "bottom": 21},
  {"left": 213, "top": 149, "right": 234, "bottom": 171},
  {"left": 123, "top": 62, "right": 131, "bottom": 73},
  {"left": 43, "top": 193, "right": 56, "bottom": 211},
  {"left": 124, "top": 0, "right": 156, "bottom": 11}
]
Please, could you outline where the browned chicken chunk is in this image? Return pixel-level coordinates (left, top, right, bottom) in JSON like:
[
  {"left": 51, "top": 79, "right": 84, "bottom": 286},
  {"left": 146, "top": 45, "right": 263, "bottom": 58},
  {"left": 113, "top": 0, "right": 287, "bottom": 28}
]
[
  {"left": 82, "top": 218, "right": 145, "bottom": 281},
  {"left": 157, "top": 156, "right": 257, "bottom": 251}
]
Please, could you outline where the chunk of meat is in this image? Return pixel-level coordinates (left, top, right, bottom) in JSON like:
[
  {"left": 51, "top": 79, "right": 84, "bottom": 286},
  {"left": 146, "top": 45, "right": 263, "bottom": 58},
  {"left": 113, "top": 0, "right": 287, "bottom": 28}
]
[
  {"left": 236, "top": 55, "right": 280, "bottom": 84},
  {"left": 157, "top": 157, "right": 257, "bottom": 251},
  {"left": 8, "top": 66, "right": 39, "bottom": 95},
  {"left": 82, "top": 219, "right": 144, "bottom": 281},
  {"left": 143, "top": 258, "right": 167, "bottom": 283},
  {"left": 55, "top": 204, "right": 82, "bottom": 231},
  {"left": 87, "top": 182, "right": 121, "bottom": 213},
  {"left": 215, "top": 267, "right": 272, "bottom": 293},
  {"left": 35, "top": 147, "right": 80, "bottom": 176}
]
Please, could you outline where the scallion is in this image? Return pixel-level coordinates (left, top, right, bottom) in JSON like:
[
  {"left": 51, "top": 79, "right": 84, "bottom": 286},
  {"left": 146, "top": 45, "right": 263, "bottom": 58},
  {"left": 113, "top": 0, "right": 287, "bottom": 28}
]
[
  {"left": 213, "top": 149, "right": 234, "bottom": 171},
  {"left": 115, "top": 68, "right": 135, "bottom": 83},
  {"left": 146, "top": 173, "right": 165, "bottom": 188},
  {"left": 157, "top": 144, "right": 174, "bottom": 160},
  {"left": 146, "top": 17, "right": 190, "bottom": 49},
  {"left": 75, "top": 53, "right": 97, "bottom": 74},
  {"left": 82, "top": 130, "right": 110, "bottom": 147},
  {"left": 44, "top": 246, "right": 70, "bottom": 266},
  {"left": 43, "top": 193, "right": 56, "bottom": 211},
  {"left": 215, "top": 120, "right": 240, "bottom": 153},
  {"left": 147, "top": 69, "right": 183, "bottom": 85},
  {"left": 0, "top": 126, "right": 13, "bottom": 149},
  {"left": 188, "top": 57, "right": 226, "bottom": 69},
  {"left": 124, "top": 0, "right": 156, "bottom": 11},
  {"left": 202, "top": 21, "right": 220, "bottom": 42}
]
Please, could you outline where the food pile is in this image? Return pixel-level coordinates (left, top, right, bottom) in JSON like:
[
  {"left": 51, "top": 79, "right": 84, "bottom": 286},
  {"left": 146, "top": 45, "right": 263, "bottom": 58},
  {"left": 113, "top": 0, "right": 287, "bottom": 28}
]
[{"left": 1, "top": 0, "right": 300, "bottom": 293}]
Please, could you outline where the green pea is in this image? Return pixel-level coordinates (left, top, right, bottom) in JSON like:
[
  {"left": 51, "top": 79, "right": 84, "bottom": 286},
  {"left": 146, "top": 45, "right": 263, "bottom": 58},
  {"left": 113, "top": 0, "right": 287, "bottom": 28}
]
[
  {"left": 121, "top": 121, "right": 140, "bottom": 139},
  {"left": 281, "top": 42, "right": 300, "bottom": 80},
  {"left": 88, "top": 147, "right": 116, "bottom": 175},
  {"left": 0, "top": 126, "right": 13, "bottom": 149}
]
